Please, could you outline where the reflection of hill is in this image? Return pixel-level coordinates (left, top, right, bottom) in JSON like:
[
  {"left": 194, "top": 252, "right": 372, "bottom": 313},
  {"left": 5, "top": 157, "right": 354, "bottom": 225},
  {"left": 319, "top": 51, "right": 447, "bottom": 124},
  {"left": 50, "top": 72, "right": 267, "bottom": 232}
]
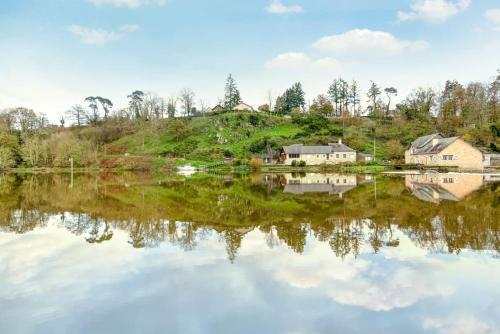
[{"left": 0, "top": 173, "right": 498, "bottom": 260}]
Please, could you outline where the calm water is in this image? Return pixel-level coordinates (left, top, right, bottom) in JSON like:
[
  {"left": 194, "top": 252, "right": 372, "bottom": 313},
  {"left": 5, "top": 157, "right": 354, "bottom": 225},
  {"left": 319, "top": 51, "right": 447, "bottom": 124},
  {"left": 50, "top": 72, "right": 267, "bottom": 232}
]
[{"left": 0, "top": 172, "right": 499, "bottom": 334}]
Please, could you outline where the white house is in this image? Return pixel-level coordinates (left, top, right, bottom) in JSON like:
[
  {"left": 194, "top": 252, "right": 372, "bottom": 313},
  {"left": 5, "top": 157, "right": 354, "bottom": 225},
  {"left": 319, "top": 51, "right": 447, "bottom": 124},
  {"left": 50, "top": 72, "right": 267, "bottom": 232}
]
[{"left": 279, "top": 139, "right": 356, "bottom": 166}]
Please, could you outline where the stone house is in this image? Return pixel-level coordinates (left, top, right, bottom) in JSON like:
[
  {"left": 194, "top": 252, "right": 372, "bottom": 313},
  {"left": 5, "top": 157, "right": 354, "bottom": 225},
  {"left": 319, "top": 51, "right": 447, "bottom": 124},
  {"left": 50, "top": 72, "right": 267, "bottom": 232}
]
[
  {"left": 405, "top": 134, "right": 488, "bottom": 170},
  {"left": 279, "top": 140, "right": 356, "bottom": 166}
]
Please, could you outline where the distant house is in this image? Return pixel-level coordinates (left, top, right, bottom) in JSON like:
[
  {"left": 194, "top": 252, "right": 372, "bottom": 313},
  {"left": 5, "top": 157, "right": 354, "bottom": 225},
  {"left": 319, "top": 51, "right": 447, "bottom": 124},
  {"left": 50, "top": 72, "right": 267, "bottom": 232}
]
[
  {"left": 212, "top": 104, "right": 224, "bottom": 113},
  {"left": 357, "top": 153, "right": 374, "bottom": 163},
  {"left": 279, "top": 139, "right": 356, "bottom": 166},
  {"left": 234, "top": 103, "right": 255, "bottom": 112},
  {"left": 405, "top": 134, "right": 494, "bottom": 170}
]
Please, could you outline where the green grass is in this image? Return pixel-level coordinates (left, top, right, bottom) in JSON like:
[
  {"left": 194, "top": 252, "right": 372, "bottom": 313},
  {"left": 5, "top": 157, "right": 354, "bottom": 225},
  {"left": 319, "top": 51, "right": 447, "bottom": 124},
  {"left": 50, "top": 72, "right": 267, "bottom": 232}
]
[{"left": 109, "top": 112, "right": 427, "bottom": 165}]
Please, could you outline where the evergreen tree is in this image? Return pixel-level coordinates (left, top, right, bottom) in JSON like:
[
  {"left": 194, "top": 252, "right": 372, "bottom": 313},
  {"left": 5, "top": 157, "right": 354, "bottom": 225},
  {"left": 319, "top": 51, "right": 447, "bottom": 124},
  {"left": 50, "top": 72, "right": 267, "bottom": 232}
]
[
  {"left": 367, "top": 81, "right": 382, "bottom": 116},
  {"left": 276, "top": 82, "right": 305, "bottom": 114},
  {"left": 223, "top": 74, "right": 242, "bottom": 111}
]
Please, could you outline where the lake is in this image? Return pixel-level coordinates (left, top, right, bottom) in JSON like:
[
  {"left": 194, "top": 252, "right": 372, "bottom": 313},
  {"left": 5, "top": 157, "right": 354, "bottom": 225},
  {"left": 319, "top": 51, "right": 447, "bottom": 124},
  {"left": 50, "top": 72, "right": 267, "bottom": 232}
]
[{"left": 0, "top": 172, "right": 499, "bottom": 334}]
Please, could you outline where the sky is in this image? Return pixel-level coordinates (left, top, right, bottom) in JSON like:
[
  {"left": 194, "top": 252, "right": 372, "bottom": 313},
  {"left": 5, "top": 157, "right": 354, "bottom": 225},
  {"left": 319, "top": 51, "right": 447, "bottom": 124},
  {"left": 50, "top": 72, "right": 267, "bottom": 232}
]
[{"left": 0, "top": 0, "right": 499, "bottom": 121}]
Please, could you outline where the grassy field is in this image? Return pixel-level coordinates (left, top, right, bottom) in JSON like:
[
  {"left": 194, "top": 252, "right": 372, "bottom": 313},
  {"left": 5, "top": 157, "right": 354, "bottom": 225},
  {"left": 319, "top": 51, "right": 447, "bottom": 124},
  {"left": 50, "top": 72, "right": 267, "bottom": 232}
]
[{"left": 108, "top": 112, "right": 423, "bottom": 168}]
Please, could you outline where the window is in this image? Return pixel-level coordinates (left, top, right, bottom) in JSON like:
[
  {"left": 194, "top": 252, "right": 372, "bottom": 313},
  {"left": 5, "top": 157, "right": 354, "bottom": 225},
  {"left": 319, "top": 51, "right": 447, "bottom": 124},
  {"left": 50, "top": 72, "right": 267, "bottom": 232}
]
[
  {"left": 443, "top": 178, "right": 454, "bottom": 184},
  {"left": 336, "top": 154, "right": 340, "bottom": 158},
  {"left": 327, "top": 154, "right": 330, "bottom": 160},
  {"left": 289, "top": 154, "right": 300, "bottom": 159},
  {"left": 442, "top": 155, "right": 454, "bottom": 161},
  {"left": 343, "top": 154, "right": 347, "bottom": 158}
]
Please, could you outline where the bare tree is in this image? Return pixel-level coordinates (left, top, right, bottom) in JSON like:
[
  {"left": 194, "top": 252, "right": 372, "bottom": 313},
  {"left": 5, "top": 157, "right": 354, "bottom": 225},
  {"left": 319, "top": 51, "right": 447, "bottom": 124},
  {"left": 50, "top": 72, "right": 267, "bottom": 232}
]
[
  {"left": 66, "top": 105, "right": 86, "bottom": 127},
  {"left": 266, "top": 89, "right": 274, "bottom": 113},
  {"left": 179, "top": 88, "right": 195, "bottom": 117},
  {"left": 167, "top": 96, "right": 177, "bottom": 118}
]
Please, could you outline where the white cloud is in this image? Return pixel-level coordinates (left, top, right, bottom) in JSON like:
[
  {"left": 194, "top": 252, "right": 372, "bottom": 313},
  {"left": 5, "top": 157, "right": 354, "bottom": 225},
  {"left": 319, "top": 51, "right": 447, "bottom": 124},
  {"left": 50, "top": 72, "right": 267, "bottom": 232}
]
[
  {"left": 88, "top": 0, "right": 166, "bottom": 8},
  {"left": 422, "top": 316, "right": 498, "bottom": 334},
  {"left": 265, "top": 52, "right": 311, "bottom": 69},
  {"left": 265, "top": 52, "right": 342, "bottom": 72},
  {"left": 67, "top": 24, "right": 140, "bottom": 45},
  {"left": 312, "top": 29, "right": 429, "bottom": 57},
  {"left": 485, "top": 9, "right": 500, "bottom": 31},
  {"left": 266, "top": 0, "right": 303, "bottom": 15},
  {"left": 398, "top": 0, "right": 471, "bottom": 23}
]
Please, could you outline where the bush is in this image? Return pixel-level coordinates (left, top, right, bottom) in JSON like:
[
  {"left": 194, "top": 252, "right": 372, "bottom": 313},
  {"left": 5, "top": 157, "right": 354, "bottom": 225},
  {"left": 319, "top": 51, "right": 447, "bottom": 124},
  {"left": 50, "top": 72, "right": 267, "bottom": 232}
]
[
  {"left": 248, "top": 114, "right": 260, "bottom": 127},
  {"left": 223, "top": 149, "right": 234, "bottom": 158},
  {"left": 298, "top": 160, "right": 306, "bottom": 167},
  {"left": 249, "top": 158, "right": 263, "bottom": 171},
  {"left": 291, "top": 160, "right": 298, "bottom": 167},
  {"left": 384, "top": 140, "right": 404, "bottom": 160},
  {"left": 0, "top": 147, "right": 16, "bottom": 169}
]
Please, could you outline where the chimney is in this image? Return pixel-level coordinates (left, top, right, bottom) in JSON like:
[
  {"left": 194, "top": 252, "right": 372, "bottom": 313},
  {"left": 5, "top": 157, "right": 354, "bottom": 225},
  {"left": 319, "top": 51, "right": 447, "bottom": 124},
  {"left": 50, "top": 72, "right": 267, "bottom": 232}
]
[{"left": 338, "top": 138, "right": 342, "bottom": 145}]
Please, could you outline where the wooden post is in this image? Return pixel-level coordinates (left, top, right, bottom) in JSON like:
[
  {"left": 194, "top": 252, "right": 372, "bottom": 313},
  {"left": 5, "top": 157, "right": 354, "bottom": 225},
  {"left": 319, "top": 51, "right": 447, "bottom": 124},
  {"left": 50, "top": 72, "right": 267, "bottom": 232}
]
[{"left": 70, "top": 157, "right": 74, "bottom": 188}]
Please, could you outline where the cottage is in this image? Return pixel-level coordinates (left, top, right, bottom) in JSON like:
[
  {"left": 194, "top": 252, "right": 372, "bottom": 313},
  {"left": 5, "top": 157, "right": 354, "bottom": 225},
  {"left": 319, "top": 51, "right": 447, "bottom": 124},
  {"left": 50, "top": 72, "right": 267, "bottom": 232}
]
[
  {"left": 279, "top": 139, "right": 356, "bottom": 166},
  {"left": 211, "top": 104, "right": 224, "bottom": 113},
  {"left": 233, "top": 103, "right": 255, "bottom": 112},
  {"left": 405, "top": 134, "right": 490, "bottom": 170}
]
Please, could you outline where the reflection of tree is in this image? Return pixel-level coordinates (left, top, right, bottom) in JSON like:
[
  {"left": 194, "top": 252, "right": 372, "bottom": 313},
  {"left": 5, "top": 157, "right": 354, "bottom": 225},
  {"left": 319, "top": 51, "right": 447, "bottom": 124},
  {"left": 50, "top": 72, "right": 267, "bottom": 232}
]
[
  {"left": 327, "top": 219, "right": 363, "bottom": 259},
  {"left": 86, "top": 220, "right": 113, "bottom": 244},
  {"left": 223, "top": 229, "right": 243, "bottom": 263},
  {"left": 275, "top": 223, "right": 308, "bottom": 254},
  {"left": 0, "top": 173, "right": 498, "bottom": 260}
]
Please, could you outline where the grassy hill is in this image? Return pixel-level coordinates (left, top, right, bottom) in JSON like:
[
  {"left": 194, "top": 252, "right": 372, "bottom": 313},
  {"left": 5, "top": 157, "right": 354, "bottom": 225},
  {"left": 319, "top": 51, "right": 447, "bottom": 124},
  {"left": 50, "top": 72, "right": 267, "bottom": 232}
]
[{"left": 108, "top": 112, "right": 433, "bottom": 167}]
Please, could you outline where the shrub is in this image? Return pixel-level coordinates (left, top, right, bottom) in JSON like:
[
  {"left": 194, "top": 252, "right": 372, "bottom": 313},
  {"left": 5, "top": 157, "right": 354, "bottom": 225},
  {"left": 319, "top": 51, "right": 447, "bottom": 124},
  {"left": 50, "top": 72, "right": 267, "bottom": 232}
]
[
  {"left": 291, "top": 160, "right": 298, "bottom": 167},
  {"left": 248, "top": 114, "right": 260, "bottom": 126},
  {"left": 249, "top": 158, "right": 263, "bottom": 171},
  {"left": 384, "top": 140, "right": 404, "bottom": 160},
  {"left": 0, "top": 147, "right": 15, "bottom": 169},
  {"left": 298, "top": 160, "right": 306, "bottom": 167}
]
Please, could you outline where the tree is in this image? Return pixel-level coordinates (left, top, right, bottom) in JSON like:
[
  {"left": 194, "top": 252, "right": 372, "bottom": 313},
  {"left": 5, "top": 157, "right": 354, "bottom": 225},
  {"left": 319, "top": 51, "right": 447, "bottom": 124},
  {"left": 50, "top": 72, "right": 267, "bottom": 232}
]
[
  {"left": 84, "top": 96, "right": 100, "bottom": 125},
  {"left": 127, "top": 90, "right": 145, "bottom": 119},
  {"left": 95, "top": 97, "right": 113, "bottom": 120},
  {"left": 223, "top": 74, "right": 242, "bottom": 111},
  {"left": 398, "top": 88, "right": 436, "bottom": 121},
  {"left": 179, "top": 88, "right": 195, "bottom": 117},
  {"left": 367, "top": 81, "right": 382, "bottom": 116},
  {"left": 350, "top": 80, "right": 361, "bottom": 116},
  {"left": 66, "top": 105, "right": 86, "bottom": 127},
  {"left": 310, "top": 94, "right": 334, "bottom": 117},
  {"left": 276, "top": 82, "right": 305, "bottom": 114},
  {"left": 167, "top": 97, "right": 177, "bottom": 118},
  {"left": 384, "top": 87, "right": 398, "bottom": 116},
  {"left": 384, "top": 140, "right": 404, "bottom": 160}
]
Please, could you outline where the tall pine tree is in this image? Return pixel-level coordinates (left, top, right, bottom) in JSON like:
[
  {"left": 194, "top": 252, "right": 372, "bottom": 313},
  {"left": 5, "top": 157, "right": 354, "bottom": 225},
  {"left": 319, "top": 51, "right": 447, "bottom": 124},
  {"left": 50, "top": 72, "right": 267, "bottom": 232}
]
[{"left": 224, "top": 74, "right": 242, "bottom": 111}]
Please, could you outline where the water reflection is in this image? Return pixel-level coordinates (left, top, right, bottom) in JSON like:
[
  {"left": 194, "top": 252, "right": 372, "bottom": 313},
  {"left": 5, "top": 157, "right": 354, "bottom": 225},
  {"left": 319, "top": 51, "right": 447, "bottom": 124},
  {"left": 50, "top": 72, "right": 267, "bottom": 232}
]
[
  {"left": 0, "top": 172, "right": 499, "bottom": 334},
  {"left": 0, "top": 172, "right": 498, "bottom": 260},
  {"left": 405, "top": 173, "right": 496, "bottom": 203}
]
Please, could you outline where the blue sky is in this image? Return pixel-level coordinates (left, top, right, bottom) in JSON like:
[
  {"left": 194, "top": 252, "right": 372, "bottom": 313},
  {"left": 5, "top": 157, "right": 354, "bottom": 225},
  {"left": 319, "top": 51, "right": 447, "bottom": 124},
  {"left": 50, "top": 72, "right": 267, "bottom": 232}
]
[{"left": 0, "top": 0, "right": 499, "bottom": 120}]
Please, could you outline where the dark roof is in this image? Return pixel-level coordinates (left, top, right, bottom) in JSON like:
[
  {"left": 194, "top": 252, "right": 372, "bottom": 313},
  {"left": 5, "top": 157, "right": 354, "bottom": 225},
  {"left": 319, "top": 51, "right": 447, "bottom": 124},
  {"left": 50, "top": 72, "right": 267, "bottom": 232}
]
[
  {"left": 409, "top": 134, "right": 460, "bottom": 155},
  {"left": 282, "top": 143, "right": 356, "bottom": 155},
  {"left": 328, "top": 143, "right": 356, "bottom": 153}
]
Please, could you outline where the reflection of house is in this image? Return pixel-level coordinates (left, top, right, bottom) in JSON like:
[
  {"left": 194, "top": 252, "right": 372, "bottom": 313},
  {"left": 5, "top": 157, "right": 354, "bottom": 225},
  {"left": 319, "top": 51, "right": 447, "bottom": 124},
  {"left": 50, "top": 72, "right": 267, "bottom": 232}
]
[
  {"left": 279, "top": 139, "right": 356, "bottom": 166},
  {"left": 405, "top": 173, "right": 486, "bottom": 203},
  {"left": 405, "top": 134, "right": 490, "bottom": 170},
  {"left": 280, "top": 173, "right": 358, "bottom": 196},
  {"left": 234, "top": 103, "right": 255, "bottom": 112}
]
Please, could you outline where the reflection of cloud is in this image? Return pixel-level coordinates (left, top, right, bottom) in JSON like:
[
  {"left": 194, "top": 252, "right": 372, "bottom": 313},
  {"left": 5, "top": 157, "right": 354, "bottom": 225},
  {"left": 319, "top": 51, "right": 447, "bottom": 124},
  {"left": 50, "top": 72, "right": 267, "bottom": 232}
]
[
  {"left": 274, "top": 230, "right": 453, "bottom": 312},
  {"left": 422, "top": 315, "right": 499, "bottom": 334}
]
